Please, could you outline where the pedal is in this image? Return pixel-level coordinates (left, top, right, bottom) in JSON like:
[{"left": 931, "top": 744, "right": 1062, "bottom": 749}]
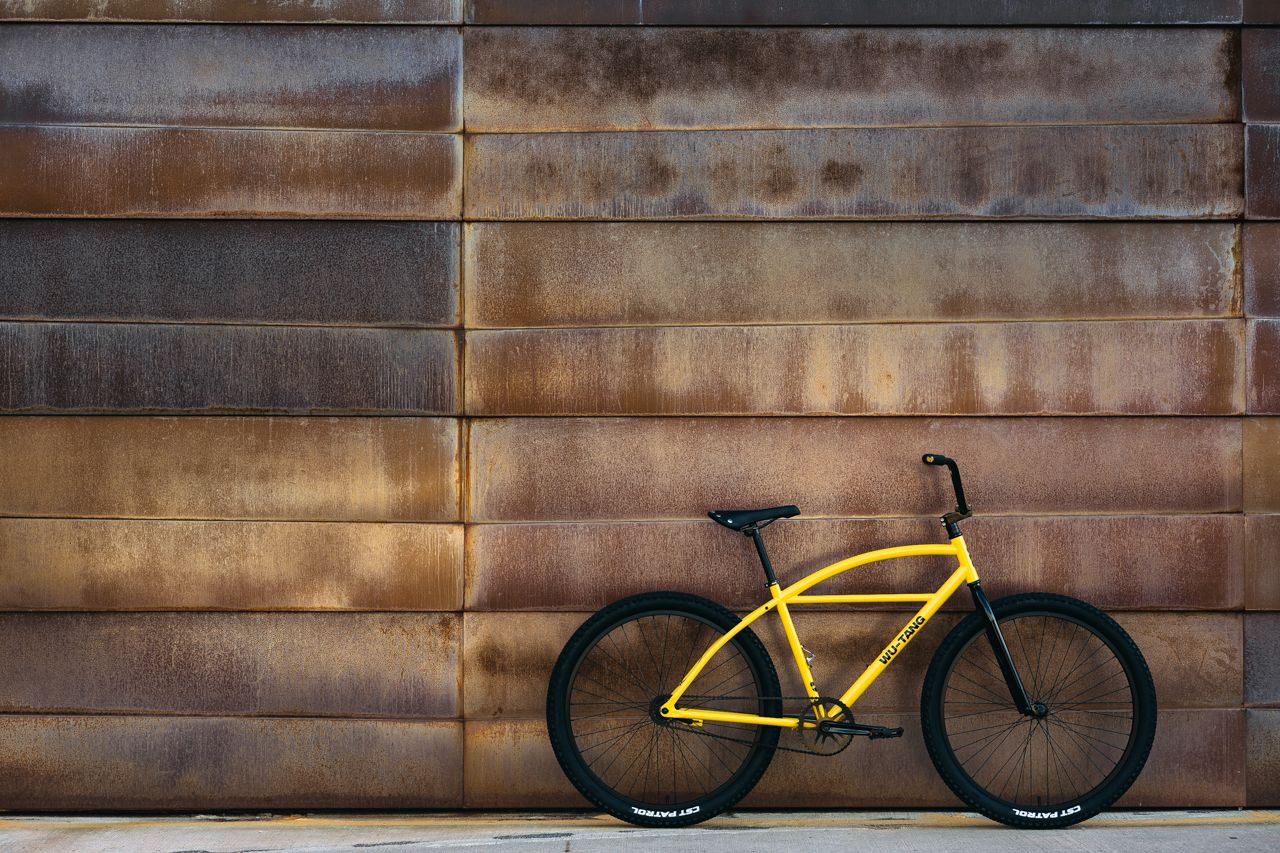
[{"left": 819, "top": 720, "right": 904, "bottom": 740}]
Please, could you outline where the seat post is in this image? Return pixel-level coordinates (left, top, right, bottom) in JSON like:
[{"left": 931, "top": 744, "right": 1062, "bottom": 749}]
[{"left": 745, "top": 526, "right": 779, "bottom": 587}]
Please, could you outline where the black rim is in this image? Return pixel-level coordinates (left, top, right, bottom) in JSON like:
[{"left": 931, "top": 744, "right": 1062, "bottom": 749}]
[
  {"left": 940, "top": 611, "right": 1138, "bottom": 812},
  {"left": 563, "top": 610, "right": 768, "bottom": 809}
]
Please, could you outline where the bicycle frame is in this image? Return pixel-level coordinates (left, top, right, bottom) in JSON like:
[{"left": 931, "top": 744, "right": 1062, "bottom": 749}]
[{"left": 659, "top": 535, "right": 980, "bottom": 729}]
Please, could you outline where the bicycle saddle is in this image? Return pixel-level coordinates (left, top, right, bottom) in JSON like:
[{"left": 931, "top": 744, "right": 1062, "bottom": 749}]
[{"left": 708, "top": 505, "right": 800, "bottom": 531}]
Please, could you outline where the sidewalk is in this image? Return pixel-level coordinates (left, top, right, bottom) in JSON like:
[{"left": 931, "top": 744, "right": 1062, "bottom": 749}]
[{"left": 2, "top": 810, "right": 1278, "bottom": 853}]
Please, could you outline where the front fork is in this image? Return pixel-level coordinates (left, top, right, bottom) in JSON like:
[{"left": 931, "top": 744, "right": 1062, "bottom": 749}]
[{"left": 968, "top": 581, "right": 1042, "bottom": 718}]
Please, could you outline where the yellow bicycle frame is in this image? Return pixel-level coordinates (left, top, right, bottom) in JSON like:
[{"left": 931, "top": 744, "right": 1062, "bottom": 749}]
[{"left": 659, "top": 535, "right": 980, "bottom": 729}]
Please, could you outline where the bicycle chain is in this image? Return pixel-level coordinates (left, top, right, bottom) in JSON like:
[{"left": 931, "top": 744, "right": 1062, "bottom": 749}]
[{"left": 667, "top": 695, "right": 856, "bottom": 757}]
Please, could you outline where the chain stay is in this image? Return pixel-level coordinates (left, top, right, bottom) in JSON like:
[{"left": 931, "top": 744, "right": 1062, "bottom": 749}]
[{"left": 670, "top": 695, "right": 856, "bottom": 756}]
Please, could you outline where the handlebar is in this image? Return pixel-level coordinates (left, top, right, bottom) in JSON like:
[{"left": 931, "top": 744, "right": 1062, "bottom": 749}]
[{"left": 922, "top": 453, "right": 971, "bottom": 518}]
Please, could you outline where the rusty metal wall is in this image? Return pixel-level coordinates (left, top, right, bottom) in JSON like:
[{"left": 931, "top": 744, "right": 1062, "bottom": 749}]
[{"left": 0, "top": 0, "right": 1276, "bottom": 811}]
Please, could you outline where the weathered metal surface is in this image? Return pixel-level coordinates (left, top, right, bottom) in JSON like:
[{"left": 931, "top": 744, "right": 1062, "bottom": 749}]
[
  {"left": 0, "top": 716, "right": 463, "bottom": 809},
  {"left": 1, "top": 323, "right": 458, "bottom": 414},
  {"left": 463, "top": 720, "right": 583, "bottom": 808},
  {"left": 1246, "top": 613, "right": 1280, "bottom": 707},
  {"left": 462, "top": 610, "right": 1240, "bottom": 720},
  {"left": 464, "top": 126, "right": 1243, "bottom": 220},
  {"left": 1244, "top": 28, "right": 1280, "bottom": 122},
  {"left": 0, "top": 519, "right": 462, "bottom": 610},
  {"left": 0, "top": 221, "right": 459, "bottom": 327},
  {"left": 0, "top": 613, "right": 460, "bottom": 717},
  {"left": 1246, "top": 0, "right": 1280, "bottom": 24},
  {"left": 465, "top": 321, "right": 1242, "bottom": 416},
  {"left": 1244, "top": 224, "right": 1280, "bottom": 317},
  {"left": 1249, "top": 320, "right": 1280, "bottom": 413},
  {"left": 465, "top": 222, "right": 1240, "bottom": 327},
  {"left": 468, "top": 417, "right": 1241, "bottom": 521},
  {"left": 0, "top": 0, "right": 462, "bottom": 21},
  {"left": 0, "top": 416, "right": 460, "bottom": 521},
  {"left": 462, "top": 711, "right": 1245, "bottom": 808},
  {"left": 1246, "top": 514, "right": 1280, "bottom": 610},
  {"left": 1248, "top": 710, "right": 1280, "bottom": 805},
  {"left": 754, "top": 709, "right": 1245, "bottom": 807},
  {"left": 1247, "top": 124, "right": 1280, "bottom": 219},
  {"left": 1246, "top": 418, "right": 1280, "bottom": 512},
  {"left": 465, "top": 28, "right": 1236, "bottom": 131},
  {"left": 1, "top": 25, "right": 460, "bottom": 131},
  {"left": 0, "top": 126, "right": 460, "bottom": 218},
  {"left": 466, "top": 515, "right": 1243, "bottom": 612},
  {"left": 466, "top": 0, "right": 1243, "bottom": 25}
]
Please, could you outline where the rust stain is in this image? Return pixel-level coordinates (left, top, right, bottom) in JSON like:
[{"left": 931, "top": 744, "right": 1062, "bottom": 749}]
[
  {"left": 464, "top": 222, "right": 1239, "bottom": 327},
  {"left": 0, "top": 416, "right": 461, "bottom": 521},
  {"left": 0, "top": 519, "right": 463, "bottom": 610},
  {"left": 465, "top": 321, "right": 1243, "bottom": 416},
  {"left": 0, "top": 126, "right": 460, "bottom": 218},
  {"left": 464, "top": 28, "right": 1236, "bottom": 131},
  {"left": 0, "top": 613, "right": 462, "bottom": 717},
  {"left": 1245, "top": 417, "right": 1280, "bottom": 512},
  {"left": 0, "top": 717, "right": 464, "bottom": 809},
  {"left": 465, "top": 126, "right": 1243, "bottom": 220}
]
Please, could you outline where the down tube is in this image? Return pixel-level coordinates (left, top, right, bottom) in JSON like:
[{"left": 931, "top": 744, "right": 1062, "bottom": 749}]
[{"left": 837, "top": 563, "right": 973, "bottom": 709}]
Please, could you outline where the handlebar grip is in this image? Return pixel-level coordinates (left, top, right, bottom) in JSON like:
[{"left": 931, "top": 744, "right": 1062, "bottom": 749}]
[{"left": 922, "top": 453, "right": 952, "bottom": 466}]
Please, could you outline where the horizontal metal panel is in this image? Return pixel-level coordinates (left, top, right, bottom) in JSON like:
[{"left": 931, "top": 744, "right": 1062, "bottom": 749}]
[
  {"left": 0, "top": 519, "right": 462, "bottom": 610},
  {"left": 465, "top": 222, "right": 1241, "bottom": 327},
  {"left": 0, "top": 125, "right": 460, "bottom": 218},
  {"left": 1245, "top": 28, "right": 1280, "bottom": 122},
  {"left": 1248, "top": 124, "right": 1280, "bottom": 219},
  {"left": 1, "top": 323, "right": 458, "bottom": 414},
  {"left": 465, "top": 28, "right": 1235, "bottom": 131},
  {"left": 0, "top": 0, "right": 462, "bottom": 22},
  {"left": 463, "top": 719, "right": 582, "bottom": 808},
  {"left": 469, "top": 417, "right": 1241, "bottom": 521},
  {"left": 465, "top": 515, "right": 1243, "bottom": 612},
  {"left": 466, "top": 0, "right": 1242, "bottom": 25},
  {"left": 0, "top": 416, "right": 460, "bottom": 521},
  {"left": 1247, "top": 514, "right": 1280, "bottom": 610},
  {"left": 0, "top": 613, "right": 460, "bottom": 717},
  {"left": 1, "top": 25, "right": 460, "bottom": 131},
  {"left": 1250, "top": 320, "right": 1280, "bottom": 413},
  {"left": 0, "top": 221, "right": 459, "bottom": 327},
  {"left": 463, "top": 610, "right": 1240, "bottom": 720},
  {"left": 1248, "top": 710, "right": 1280, "bottom": 805},
  {"left": 1247, "top": 613, "right": 1280, "bottom": 706},
  {"left": 0, "top": 716, "right": 463, "bottom": 809},
  {"left": 465, "top": 321, "right": 1242, "bottom": 416},
  {"left": 1245, "top": 224, "right": 1280, "bottom": 317},
  {"left": 465, "top": 125, "right": 1243, "bottom": 220},
  {"left": 462, "top": 711, "right": 1244, "bottom": 808},
  {"left": 1246, "top": 418, "right": 1280, "bottom": 512}
]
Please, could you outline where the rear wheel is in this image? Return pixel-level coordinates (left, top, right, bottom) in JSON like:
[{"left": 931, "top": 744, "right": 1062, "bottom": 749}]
[
  {"left": 547, "top": 592, "right": 780, "bottom": 827},
  {"left": 921, "top": 593, "right": 1156, "bottom": 828}
]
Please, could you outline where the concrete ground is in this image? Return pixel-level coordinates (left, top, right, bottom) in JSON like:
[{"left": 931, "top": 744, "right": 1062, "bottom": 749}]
[{"left": 1, "top": 810, "right": 1277, "bottom": 853}]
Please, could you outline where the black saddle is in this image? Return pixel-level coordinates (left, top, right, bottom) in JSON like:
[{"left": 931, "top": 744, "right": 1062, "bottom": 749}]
[{"left": 708, "top": 505, "right": 800, "bottom": 532}]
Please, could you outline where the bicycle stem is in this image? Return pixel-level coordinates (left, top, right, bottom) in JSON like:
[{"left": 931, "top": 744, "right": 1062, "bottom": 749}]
[{"left": 969, "top": 580, "right": 1037, "bottom": 717}]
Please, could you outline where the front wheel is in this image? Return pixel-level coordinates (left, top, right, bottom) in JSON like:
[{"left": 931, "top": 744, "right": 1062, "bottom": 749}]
[
  {"left": 547, "top": 592, "right": 781, "bottom": 827},
  {"left": 921, "top": 593, "right": 1156, "bottom": 828}
]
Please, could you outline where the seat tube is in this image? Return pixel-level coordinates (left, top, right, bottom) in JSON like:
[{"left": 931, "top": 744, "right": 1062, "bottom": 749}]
[{"left": 772, "top": 591, "right": 820, "bottom": 702}]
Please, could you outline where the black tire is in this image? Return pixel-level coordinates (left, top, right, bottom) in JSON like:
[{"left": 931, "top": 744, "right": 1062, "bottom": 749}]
[
  {"left": 921, "top": 593, "right": 1156, "bottom": 829},
  {"left": 547, "top": 592, "right": 781, "bottom": 827}
]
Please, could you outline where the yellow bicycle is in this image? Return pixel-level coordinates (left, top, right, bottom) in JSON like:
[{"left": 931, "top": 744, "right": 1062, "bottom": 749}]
[{"left": 547, "top": 454, "right": 1156, "bottom": 829}]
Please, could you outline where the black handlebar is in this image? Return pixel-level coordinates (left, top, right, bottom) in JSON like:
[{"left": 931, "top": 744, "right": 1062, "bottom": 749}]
[{"left": 922, "top": 453, "right": 971, "bottom": 518}]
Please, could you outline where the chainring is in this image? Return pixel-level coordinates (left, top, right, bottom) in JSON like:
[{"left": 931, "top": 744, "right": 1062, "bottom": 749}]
[{"left": 795, "top": 696, "right": 855, "bottom": 756}]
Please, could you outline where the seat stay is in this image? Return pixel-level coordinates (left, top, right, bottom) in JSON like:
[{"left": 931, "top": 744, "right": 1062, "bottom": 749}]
[{"left": 661, "top": 539, "right": 978, "bottom": 725}]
